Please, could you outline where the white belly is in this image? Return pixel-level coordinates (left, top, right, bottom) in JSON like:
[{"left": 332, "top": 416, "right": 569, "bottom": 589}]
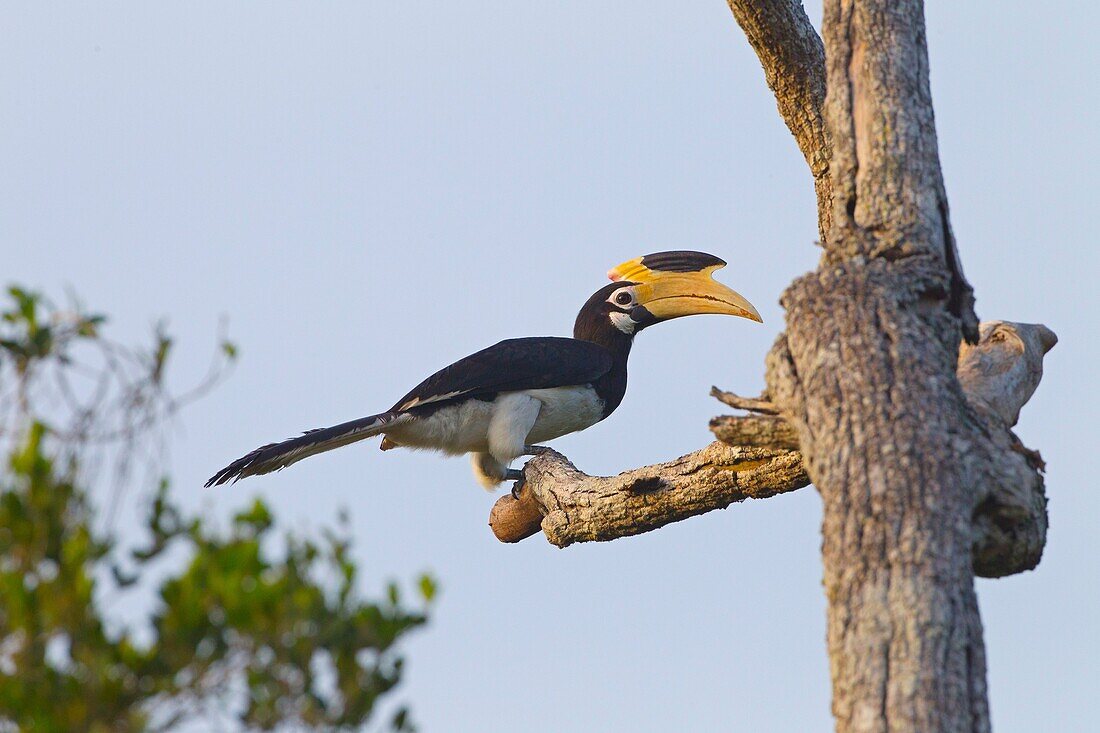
[
  {"left": 524, "top": 386, "right": 605, "bottom": 443},
  {"left": 386, "top": 399, "right": 496, "bottom": 455},
  {"left": 385, "top": 385, "right": 605, "bottom": 455}
]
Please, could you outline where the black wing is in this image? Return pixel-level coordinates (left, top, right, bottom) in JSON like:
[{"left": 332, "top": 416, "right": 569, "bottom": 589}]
[{"left": 390, "top": 337, "right": 613, "bottom": 412}]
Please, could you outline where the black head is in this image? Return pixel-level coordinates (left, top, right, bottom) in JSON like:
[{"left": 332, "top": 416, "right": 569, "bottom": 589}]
[{"left": 573, "top": 281, "right": 657, "bottom": 349}]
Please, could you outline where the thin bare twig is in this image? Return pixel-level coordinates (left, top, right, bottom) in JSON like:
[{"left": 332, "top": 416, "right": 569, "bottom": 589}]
[{"left": 709, "top": 386, "right": 779, "bottom": 414}]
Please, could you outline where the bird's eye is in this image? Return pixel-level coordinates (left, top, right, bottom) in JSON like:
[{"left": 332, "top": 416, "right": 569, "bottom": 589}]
[{"left": 614, "top": 291, "right": 634, "bottom": 307}]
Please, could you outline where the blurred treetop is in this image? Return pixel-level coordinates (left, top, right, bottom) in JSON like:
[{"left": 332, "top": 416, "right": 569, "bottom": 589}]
[{"left": 0, "top": 286, "right": 434, "bottom": 732}]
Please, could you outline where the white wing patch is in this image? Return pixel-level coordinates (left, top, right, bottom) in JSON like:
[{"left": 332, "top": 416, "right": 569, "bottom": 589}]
[{"left": 398, "top": 390, "right": 468, "bottom": 411}]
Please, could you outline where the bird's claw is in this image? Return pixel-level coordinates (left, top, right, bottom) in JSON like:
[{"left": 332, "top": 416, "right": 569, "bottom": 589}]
[{"left": 504, "top": 468, "right": 526, "bottom": 499}]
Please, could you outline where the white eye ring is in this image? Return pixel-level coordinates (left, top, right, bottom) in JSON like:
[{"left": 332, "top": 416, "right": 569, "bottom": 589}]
[{"left": 608, "top": 287, "right": 635, "bottom": 308}]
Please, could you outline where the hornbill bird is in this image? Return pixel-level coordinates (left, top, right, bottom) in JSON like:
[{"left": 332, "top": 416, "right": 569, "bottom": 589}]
[{"left": 206, "top": 251, "right": 761, "bottom": 490}]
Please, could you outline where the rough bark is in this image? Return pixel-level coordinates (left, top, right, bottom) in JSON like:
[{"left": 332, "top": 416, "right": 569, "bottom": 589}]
[
  {"left": 709, "top": 414, "right": 799, "bottom": 449},
  {"left": 763, "top": 1, "right": 994, "bottom": 730}
]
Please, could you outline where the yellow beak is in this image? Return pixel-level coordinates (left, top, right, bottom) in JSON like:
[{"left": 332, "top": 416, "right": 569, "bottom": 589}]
[{"left": 609, "top": 252, "right": 763, "bottom": 323}]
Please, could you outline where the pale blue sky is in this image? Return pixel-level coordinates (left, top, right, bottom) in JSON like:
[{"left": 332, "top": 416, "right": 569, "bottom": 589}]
[{"left": 3, "top": 2, "right": 1097, "bottom": 731}]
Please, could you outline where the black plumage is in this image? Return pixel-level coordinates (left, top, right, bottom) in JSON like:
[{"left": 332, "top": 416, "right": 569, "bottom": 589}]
[
  {"left": 205, "top": 412, "right": 405, "bottom": 487},
  {"left": 390, "top": 336, "right": 614, "bottom": 414},
  {"left": 638, "top": 250, "right": 725, "bottom": 273}
]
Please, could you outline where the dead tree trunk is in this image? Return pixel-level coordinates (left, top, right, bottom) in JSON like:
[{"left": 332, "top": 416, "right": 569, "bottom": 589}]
[
  {"left": 766, "top": 1, "right": 989, "bottom": 730},
  {"left": 486, "top": 2, "right": 1055, "bottom": 730}
]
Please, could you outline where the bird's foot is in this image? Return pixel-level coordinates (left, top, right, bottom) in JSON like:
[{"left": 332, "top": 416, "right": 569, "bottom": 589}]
[
  {"left": 505, "top": 469, "right": 525, "bottom": 499},
  {"left": 523, "top": 444, "right": 552, "bottom": 456}
]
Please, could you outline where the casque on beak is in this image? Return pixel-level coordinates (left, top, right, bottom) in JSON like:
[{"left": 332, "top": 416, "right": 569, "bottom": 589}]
[{"left": 608, "top": 251, "right": 763, "bottom": 323}]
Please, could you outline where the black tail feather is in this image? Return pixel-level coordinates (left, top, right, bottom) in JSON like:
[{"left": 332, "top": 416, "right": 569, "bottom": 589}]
[{"left": 205, "top": 411, "right": 407, "bottom": 487}]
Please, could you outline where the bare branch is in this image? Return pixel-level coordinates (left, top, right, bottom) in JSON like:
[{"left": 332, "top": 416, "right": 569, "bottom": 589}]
[
  {"left": 709, "top": 386, "right": 779, "bottom": 415},
  {"left": 709, "top": 414, "right": 799, "bottom": 450},
  {"left": 488, "top": 487, "right": 545, "bottom": 544},
  {"left": 489, "top": 321, "right": 1053, "bottom": 580},
  {"left": 725, "top": 0, "right": 832, "bottom": 240},
  {"left": 489, "top": 443, "right": 808, "bottom": 548}
]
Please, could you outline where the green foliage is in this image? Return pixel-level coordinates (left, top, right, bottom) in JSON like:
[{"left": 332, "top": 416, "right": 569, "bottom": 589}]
[
  {"left": 0, "top": 287, "right": 434, "bottom": 731},
  {"left": 0, "top": 286, "right": 104, "bottom": 376}
]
